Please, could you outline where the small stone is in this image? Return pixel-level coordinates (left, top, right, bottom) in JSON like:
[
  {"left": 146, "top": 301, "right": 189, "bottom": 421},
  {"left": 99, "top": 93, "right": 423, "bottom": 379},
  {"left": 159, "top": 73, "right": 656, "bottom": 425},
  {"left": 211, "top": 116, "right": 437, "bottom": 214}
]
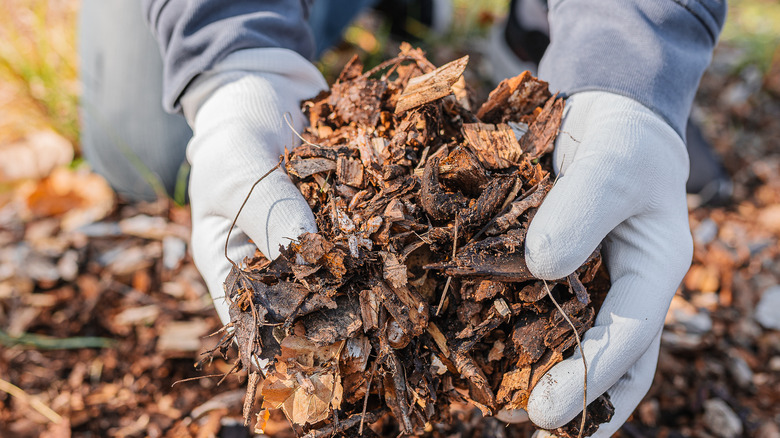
[
  {"left": 769, "top": 356, "right": 780, "bottom": 372},
  {"left": 638, "top": 399, "right": 659, "bottom": 427},
  {"left": 755, "top": 286, "right": 780, "bottom": 330},
  {"left": 727, "top": 352, "right": 753, "bottom": 389},
  {"left": 693, "top": 218, "right": 718, "bottom": 246},
  {"left": 162, "top": 236, "right": 186, "bottom": 271},
  {"left": 666, "top": 295, "right": 712, "bottom": 334},
  {"left": 703, "top": 399, "right": 742, "bottom": 438},
  {"left": 57, "top": 249, "right": 79, "bottom": 281},
  {"left": 756, "top": 421, "right": 780, "bottom": 438}
]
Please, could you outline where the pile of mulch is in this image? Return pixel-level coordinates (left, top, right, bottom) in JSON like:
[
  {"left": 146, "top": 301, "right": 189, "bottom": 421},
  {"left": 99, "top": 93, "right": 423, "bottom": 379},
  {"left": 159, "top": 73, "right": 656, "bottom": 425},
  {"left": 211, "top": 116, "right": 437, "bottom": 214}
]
[{"left": 212, "top": 44, "right": 613, "bottom": 438}]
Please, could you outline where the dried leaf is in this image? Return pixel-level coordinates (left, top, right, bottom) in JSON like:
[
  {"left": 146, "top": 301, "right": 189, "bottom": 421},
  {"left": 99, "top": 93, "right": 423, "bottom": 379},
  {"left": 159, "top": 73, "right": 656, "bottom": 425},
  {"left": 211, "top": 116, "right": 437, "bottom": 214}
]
[{"left": 18, "top": 167, "right": 114, "bottom": 231}]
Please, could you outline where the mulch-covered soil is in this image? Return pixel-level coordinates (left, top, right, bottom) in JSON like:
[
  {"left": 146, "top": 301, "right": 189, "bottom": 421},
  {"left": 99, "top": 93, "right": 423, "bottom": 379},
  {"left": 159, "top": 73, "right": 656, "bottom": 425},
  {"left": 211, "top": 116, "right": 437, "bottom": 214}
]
[{"left": 0, "top": 39, "right": 778, "bottom": 438}]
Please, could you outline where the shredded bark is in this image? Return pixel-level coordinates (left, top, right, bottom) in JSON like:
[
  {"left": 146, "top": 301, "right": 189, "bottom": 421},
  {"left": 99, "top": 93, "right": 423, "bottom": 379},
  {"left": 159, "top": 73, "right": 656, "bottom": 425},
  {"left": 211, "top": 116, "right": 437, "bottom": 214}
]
[{"left": 213, "top": 45, "right": 612, "bottom": 436}]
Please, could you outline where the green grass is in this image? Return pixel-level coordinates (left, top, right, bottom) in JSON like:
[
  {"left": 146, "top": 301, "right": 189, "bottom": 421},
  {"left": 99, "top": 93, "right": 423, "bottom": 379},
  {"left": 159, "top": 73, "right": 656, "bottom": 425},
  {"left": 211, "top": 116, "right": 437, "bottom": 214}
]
[
  {"left": 721, "top": 0, "right": 780, "bottom": 72},
  {"left": 0, "top": 0, "right": 80, "bottom": 145}
]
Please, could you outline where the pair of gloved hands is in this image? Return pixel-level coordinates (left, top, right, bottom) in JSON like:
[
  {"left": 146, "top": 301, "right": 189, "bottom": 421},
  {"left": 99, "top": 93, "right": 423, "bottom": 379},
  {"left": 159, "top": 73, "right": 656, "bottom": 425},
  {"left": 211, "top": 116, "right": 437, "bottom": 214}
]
[{"left": 182, "top": 48, "right": 692, "bottom": 437}]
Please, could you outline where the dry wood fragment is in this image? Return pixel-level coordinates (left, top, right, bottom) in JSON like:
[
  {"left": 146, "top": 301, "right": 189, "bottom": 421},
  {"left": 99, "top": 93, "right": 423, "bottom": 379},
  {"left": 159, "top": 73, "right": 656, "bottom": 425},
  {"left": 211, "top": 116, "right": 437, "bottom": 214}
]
[
  {"left": 381, "top": 251, "right": 408, "bottom": 288},
  {"left": 476, "top": 71, "right": 551, "bottom": 123},
  {"left": 287, "top": 157, "right": 336, "bottom": 179},
  {"left": 463, "top": 123, "right": 524, "bottom": 169},
  {"left": 395, "top": 55, "right": 469, "bottom": 114},
  {"left": 487, "top": 175, "right": 552, "bottom": 235},
  {"left": 438, "top": 146, "right": 490, "bottom": 196},
  {"left": 520, "top": 95, "right": 565, "bottom": 159},
  {"left": 336, "top": 156, "right": 365, "bottom": 188},
  {"left": 243, "top": 371, "right": 260, "bottom": 426}
]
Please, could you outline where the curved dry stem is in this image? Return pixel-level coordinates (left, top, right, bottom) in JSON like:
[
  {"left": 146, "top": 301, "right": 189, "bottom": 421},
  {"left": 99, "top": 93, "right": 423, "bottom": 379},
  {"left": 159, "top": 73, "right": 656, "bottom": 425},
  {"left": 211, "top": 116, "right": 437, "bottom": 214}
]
[{"left": 543, "top": 279, "right": 588, "bottom": 438}]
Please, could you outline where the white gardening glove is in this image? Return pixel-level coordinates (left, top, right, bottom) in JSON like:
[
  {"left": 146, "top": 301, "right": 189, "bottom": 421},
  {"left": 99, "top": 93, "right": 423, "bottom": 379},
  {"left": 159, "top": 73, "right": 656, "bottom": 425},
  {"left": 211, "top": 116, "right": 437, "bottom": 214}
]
[
  {"left": 181, "top": 49, "right": 327, "bottom": 324},
  {"left": 523, "top": 91, "right": 693, "bottom": 436}
]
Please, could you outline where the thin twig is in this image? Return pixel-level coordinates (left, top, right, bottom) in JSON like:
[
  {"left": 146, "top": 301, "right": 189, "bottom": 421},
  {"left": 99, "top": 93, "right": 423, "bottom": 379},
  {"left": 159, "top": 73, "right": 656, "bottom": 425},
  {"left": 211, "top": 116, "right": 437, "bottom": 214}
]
[
  {"left": 469, "top": 179, "right": 544, "bottom": 244},
  {"left": 358, "top": 361, "right": 378, "bottom": 435},
  {"left": 224, "top": 156, "right": 284, "bottom": 270},
  {"left": 0, "top": 378, "right": 62, "bottom": 424},
  {"left": 283, "top": 112, "right": 322, "bottom": 148},
  {"left": 557, "top": 130, "right": 581, "bottom": 144},
  {"left": 171, "top": 374, "right": 226, "bottom": 387},
  {"left": 217, "top": 359, "right": 243, "bottom": 386},
  {"left": 435, "top": 277, "right": 453, "bottom": 316},
  {"left": 543, "top": 280, "right": 587, "bottom": 438},
  {"left": 436, "top": 216, "right": 459, "bottom": 316},
  {"left": 361, "top": 55, "right": 423, "bottom": 79}
]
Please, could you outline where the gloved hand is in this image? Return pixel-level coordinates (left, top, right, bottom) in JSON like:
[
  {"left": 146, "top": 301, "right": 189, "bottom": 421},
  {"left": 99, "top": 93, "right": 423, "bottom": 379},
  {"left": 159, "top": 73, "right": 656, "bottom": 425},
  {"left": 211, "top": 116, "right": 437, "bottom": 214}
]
[
  {"left": 523, "top": 91, "right": 693, "bottom": 436},
  {"left": 181, "top": 49, "right": 327, "bottom": 324}
]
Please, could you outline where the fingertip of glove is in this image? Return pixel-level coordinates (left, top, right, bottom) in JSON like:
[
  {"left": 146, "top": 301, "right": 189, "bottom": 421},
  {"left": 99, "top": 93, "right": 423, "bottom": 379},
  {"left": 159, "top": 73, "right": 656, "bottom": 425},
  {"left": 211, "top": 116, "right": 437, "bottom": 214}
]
[
  {"left": 526, "top": 374, "right": 575, "bottom": 430},
  {"left": 524, "top": 230, "right": 583, "bottom": 280}
]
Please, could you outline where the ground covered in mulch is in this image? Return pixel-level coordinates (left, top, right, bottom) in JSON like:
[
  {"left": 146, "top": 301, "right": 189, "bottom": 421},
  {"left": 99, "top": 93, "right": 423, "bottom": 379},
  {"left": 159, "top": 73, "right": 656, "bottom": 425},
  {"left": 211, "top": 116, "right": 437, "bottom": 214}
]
[{"left": 0, "top": 34, "right": 779, "bottom": 438}]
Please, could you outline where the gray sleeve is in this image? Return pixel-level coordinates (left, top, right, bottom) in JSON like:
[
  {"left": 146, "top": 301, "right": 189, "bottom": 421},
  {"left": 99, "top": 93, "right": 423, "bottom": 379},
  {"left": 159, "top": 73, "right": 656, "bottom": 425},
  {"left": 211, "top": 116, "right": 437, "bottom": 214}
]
[
  {"left": 141, "top": 0, "right": 315, "bottom": 113},
  {"left": 538, "top": 0, "right": 726, "bottom": 138}
]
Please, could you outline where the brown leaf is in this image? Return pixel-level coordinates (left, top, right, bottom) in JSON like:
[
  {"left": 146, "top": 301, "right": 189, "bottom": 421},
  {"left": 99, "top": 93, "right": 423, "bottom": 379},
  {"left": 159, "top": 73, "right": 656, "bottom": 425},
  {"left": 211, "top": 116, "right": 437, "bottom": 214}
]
[{"left": 18, "top": 167, "right": 115, "bottom": 231}]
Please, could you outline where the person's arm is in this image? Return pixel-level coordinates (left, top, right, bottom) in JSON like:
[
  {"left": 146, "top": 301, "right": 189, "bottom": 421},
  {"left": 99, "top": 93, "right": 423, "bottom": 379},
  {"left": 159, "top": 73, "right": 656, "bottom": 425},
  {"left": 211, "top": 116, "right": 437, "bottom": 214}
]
[
  {"left": 525, "top": 1, "right": 726, "bottom": 436},
  {"left": 538, "top": 0, "right": 726, "bottom": 138},
  {"left": 142, "top": 0, "right": 317, "bottom": 113},
  {"left": 141, "top": 0, "right": 326, "bottom": 324}
]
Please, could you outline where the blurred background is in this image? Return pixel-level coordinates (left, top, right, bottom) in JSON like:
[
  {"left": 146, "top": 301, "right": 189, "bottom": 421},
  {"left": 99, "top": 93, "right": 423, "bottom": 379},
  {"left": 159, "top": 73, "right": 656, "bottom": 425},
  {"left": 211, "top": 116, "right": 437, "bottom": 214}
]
[{"left": 0, "top": 0, "right": 779, "bottom": 437}]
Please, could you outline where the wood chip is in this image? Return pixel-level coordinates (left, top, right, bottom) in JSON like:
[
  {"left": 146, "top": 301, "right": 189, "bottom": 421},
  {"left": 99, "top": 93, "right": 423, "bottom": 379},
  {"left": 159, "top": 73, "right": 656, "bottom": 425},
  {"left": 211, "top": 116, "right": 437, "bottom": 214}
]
[
  {"left": 395, "top": 55, "right": 469, "bottom": 114},
  {"left": 463, "top": 123, "right": 524, "bottom": 169}
]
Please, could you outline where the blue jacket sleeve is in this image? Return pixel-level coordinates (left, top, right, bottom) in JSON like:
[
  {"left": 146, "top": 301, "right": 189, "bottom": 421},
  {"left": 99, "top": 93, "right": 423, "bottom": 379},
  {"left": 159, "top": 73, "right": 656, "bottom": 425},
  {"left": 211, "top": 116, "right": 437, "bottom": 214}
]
[
  {"left": 538, "top": 0, "right": 727, "bottom": 139},
  {"left": 141, "top": 0, "right": 316, "bottom": 113}
]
